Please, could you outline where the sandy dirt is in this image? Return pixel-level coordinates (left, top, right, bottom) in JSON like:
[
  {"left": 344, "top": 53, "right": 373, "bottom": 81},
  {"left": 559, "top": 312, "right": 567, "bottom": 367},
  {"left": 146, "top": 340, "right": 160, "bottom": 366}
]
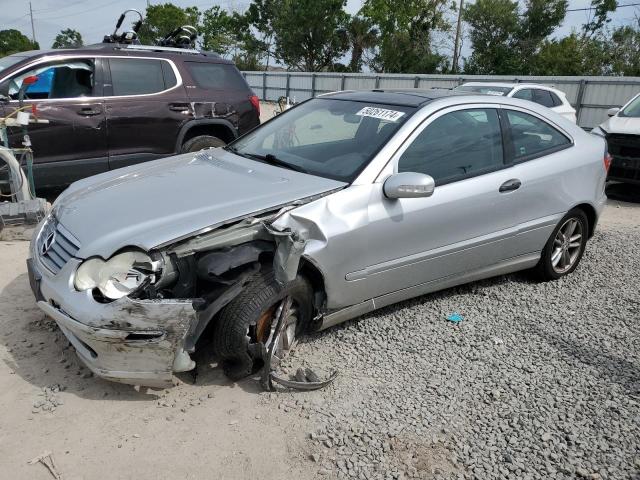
[{"left": 1, "top": 191, "right": 638, "bottom": 479}]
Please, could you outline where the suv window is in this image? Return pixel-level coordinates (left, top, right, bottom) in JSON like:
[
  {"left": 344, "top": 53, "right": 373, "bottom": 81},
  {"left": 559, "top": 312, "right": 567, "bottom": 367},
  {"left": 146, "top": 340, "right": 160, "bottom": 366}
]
[
  {"left": 0, "top": 59, "right": 95, "bottom": 100},
  {"left": 505, "top": 110, "right": 570, "bottom": 161},
  {"left": 398, "top": 109, "right": 504, "bottom": 186},
  {"left": 109, "top": 58, "right": 174, "bottom": 96},
  {"left": 512, "top": 89, "right": 533, "bottom": 101},
  {"left": 186, "top": 62, "right": 246, "bottom": 90},
  {"left": 549, "top": 91, "right": 563, "bottom": 107}
]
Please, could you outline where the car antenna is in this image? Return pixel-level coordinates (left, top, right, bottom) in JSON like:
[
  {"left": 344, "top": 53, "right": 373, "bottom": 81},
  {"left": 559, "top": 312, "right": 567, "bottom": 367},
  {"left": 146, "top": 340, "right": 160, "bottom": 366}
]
[{"left": 103, "top": 9, "right": 143, "bottom": 44}]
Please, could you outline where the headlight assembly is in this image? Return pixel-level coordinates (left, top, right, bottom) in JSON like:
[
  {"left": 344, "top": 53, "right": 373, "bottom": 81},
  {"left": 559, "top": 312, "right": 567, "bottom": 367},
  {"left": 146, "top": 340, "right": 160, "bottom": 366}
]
[{"left": 74, "top": 250, "right": 158, "bottom": 300}]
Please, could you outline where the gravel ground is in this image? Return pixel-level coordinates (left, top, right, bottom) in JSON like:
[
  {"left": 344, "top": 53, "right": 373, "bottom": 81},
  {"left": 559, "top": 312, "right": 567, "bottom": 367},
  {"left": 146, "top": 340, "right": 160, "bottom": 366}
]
[{"left": 275, "top": 211, "right": 640, "bottom": 480}]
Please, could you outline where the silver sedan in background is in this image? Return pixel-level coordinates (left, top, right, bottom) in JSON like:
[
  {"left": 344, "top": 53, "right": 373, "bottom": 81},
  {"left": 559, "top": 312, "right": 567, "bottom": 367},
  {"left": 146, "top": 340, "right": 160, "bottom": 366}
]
[{"left": 28, "top": 90, "right": 609, "bottom": 386}]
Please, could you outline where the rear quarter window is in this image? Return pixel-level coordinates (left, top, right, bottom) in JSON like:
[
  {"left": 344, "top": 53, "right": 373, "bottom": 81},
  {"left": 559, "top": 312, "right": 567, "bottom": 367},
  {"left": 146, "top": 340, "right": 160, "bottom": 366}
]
[
  {"left": 505, "top": 110, "right": 571, "bottom": 162},
  {"left": 185, "top": 62, "right": 247, "bottom": 90}
]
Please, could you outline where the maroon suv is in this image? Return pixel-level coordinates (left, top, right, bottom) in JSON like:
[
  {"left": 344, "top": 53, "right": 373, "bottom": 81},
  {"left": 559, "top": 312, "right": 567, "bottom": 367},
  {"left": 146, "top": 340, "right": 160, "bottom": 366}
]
[{"left": 0, "top": 44, "right": 260, "bottom": 188}]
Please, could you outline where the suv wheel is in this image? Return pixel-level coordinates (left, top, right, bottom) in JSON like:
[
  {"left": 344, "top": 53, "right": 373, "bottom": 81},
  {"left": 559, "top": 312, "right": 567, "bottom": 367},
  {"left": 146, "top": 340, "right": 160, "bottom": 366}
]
[
  {"left": 181, "top": 135, "right": 226, "bottom": 153},
  {"left": 212, "top": 267, "right": 313, "bottom": 381},
  {"left": 535, "top": 208, "right": 588, "bottom": 281}
]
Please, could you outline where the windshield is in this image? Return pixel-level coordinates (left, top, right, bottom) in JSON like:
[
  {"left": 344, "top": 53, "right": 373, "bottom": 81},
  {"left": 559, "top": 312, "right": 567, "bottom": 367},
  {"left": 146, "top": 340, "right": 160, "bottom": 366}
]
[
  {"left": 0, "top": 54, "right": 29, "bottom": 74},
  {"left": 454, "top": 85, "right": 512, "bottom": 96},
  {"left": 228, "top": 98, "right": 415, "bottom": 182},
  {"left": 620, "top": 94, "right": 640, "bottom": 118}
]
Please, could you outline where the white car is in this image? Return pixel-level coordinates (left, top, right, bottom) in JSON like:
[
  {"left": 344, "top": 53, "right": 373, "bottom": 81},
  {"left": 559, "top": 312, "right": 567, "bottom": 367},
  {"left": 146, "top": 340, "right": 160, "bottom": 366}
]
[
  {"left": 454, "top": 82, "right": 577, "bottom": 123},
  {"left": 591, "top": 92, "right": 640, "bottom": 184}
]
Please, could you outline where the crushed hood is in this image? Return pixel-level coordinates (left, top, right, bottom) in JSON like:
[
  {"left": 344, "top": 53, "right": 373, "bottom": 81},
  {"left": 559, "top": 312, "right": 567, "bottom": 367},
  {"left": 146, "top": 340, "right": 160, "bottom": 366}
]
[
  {"left": 600, "top": 115, "right": 640, "bottom": 135},
  {"left": 53, "top": 149, "right": 346, "bottom": 259}
]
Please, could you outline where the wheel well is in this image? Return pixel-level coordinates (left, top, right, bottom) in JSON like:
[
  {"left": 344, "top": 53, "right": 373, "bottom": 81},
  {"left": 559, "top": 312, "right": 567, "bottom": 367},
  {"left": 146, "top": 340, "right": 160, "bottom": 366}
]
[
  {"left": 573, "top": 203, "right": 597, "bottom": 238},
  {"left": 182, "top": 124, "right": 235, "bottom": 145},
  {"left": 298, "top": 258, "right": 327, "bottom": 312}
]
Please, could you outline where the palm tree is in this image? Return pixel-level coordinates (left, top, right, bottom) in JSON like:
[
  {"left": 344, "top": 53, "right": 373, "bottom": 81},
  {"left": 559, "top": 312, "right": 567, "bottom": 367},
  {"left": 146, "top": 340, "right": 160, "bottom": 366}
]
[{"left": 347, "top": 16, "right": 378, "bottom": 72}]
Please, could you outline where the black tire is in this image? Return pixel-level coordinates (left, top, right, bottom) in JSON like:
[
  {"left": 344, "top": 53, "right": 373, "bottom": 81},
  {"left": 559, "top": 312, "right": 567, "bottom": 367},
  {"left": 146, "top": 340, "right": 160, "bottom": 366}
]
[
  {"left": 213, "top": 267, "right": 313, "bottom": 381},
  {"left": 535, "top": 208, "right": 589, "bottom": 281},
  {"left": 181, "top": 135, "right": 226, "bottom": 153}
]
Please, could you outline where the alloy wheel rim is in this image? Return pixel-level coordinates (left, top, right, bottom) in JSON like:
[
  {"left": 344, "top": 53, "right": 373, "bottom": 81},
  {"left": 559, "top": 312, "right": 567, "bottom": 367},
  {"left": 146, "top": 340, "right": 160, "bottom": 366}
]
[{"left": 551, "top": 218, "right": 583, "bottom": 274}]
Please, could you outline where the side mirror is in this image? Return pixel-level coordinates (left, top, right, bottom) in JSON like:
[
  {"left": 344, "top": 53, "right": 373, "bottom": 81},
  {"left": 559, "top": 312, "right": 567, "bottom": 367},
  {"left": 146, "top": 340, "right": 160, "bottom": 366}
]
[
  {"left": 607, "top": 107, "right": 620, "bottom": 117},
  {"left": 383, "top": 172, "right": 435, "bottom": 199}
]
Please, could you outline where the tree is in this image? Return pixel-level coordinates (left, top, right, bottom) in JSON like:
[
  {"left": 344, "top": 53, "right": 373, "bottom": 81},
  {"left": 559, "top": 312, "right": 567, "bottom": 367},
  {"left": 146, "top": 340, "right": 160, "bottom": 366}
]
[
  {"left": 582, "top": 0, "right": 617, "bottom": 37},
  {"left": 463, "top": 0, "right": 520, "bottom": 74},
  {"left": 138, "top": 3, "right": 200, "bottom": 45},
  {"left": 463, "top": 0, "right": 567, "bottom": 74},
  {"left": 200, "top": 6, "right": 235, "bottom": 55},
  {"left": 52, "top": 29, "right": 83, "bottom": 49},
  {"left": 271, "top": 0, "right": 350, "bottom": 71},
  {"left": 346, "top": 16, "right": 378, "bottom": 72},
  {"left": 531, "top": 33, "right": 607, "bottom": 75},
  {"left": 362, "top": 0, "right": 451, "bottom": 73},
  {"left": 0, "top": 29, "right": 38, "bottom": 56},
  {"left": 608, "top": 21, "right": 640, "bottom": 76},
  {"left": 243, "top": 0, "right": 278, "bottom": 69}
]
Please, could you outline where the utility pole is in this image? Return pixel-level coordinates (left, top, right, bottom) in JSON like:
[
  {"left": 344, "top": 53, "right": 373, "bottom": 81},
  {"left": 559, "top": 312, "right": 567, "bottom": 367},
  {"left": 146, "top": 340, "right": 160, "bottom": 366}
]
[
  {"left": 29, "top": 1, "right": 37, "bottom": 46},
  {"left": 452, "top": 0, "right": 464, "bottom": 73}
]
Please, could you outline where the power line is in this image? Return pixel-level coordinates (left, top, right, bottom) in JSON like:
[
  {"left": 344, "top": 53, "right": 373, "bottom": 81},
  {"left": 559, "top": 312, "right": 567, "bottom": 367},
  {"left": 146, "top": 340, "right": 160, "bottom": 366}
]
[
  {"left": 36, "top": 0, "right": 127, "bottom": 21},
  {"left": 566, "top": 2, "right": 640, "bottom": 12}
]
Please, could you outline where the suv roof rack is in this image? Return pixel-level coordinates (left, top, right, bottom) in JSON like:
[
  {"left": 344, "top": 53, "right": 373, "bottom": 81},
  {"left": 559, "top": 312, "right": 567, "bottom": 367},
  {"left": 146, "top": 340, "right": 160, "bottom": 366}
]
[{"left": 122, "top": 44, "right": 202, "bottom": 55}]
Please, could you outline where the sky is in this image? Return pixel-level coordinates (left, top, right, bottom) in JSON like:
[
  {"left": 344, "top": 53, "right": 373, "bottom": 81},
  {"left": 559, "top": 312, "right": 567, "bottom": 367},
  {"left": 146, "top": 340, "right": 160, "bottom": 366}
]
[{"left": 1, "top": 0, "right": 638, "bottom": 62}]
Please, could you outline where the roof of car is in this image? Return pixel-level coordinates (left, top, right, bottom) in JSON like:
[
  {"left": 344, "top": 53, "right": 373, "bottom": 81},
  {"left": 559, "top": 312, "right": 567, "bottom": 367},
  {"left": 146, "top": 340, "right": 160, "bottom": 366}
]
[
  {"left": 9, "top": 44, "right": 232, "bottom": 64},
  {"left": 320, "top": 88, "right": 467, "bottom": 107}
]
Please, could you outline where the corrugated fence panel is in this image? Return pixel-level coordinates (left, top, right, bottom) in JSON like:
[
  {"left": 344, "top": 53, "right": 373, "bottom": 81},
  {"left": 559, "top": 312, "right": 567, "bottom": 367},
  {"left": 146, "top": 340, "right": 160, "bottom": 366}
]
[{"left": 243, "top": 72, "right": 640, "bottom": 128}]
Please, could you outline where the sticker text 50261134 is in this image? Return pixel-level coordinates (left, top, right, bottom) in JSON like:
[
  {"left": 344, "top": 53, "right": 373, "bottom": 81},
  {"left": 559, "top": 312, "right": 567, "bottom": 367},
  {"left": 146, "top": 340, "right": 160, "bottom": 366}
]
[{"left": 356, "top": 107, "right": 406, "bottom": 122}]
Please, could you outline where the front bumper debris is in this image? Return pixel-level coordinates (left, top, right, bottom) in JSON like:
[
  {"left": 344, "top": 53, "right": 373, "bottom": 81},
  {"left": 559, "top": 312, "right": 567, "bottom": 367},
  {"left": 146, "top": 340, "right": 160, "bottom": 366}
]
[{"left": 28, "top": 243, "right": 197, "bottom": 387}]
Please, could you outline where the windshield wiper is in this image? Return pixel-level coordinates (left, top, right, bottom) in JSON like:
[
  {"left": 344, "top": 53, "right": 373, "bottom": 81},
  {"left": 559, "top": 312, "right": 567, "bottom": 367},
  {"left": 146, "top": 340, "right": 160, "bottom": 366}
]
[{"left": 235, "top": 151, "right": 309, "bottom": 174}]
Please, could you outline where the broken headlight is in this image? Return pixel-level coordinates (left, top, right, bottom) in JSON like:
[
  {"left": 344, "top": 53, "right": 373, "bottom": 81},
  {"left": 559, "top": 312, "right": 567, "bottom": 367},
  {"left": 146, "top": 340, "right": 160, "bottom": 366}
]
[{"left": 74, "top": 250, "right": 157, "bottom": 300}]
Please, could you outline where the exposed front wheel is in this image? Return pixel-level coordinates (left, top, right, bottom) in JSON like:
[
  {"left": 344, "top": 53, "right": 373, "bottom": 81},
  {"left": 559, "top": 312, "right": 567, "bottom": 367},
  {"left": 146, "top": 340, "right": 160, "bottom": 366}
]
[
  {"left": 212, "top": 268, "right": 313, "bottom": 381},
  {"left": 535, "top": 209, "right": 588, "bottom": 281}
]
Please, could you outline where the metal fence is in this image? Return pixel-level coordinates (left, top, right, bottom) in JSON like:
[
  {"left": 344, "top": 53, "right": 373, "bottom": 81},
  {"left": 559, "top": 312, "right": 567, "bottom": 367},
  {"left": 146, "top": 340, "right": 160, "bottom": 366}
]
[{"left": 242, "top": 71, "right": 640, "bottom": 129}]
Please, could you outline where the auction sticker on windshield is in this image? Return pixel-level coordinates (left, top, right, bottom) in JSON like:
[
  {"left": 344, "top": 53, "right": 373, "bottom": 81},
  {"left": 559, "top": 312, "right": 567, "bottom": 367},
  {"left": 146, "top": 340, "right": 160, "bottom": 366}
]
[{"left": 356, "top": 107, "right": 406, "bottom": 122}]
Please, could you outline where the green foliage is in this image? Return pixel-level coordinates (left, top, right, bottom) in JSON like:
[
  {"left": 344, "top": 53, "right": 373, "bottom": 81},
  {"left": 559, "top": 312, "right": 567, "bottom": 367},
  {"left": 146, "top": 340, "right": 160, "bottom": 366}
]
[
  {"left": 52, "top": 29, "right": 83, "bottom": 49},
  {"left": 608, "top": 21, "right": 640, "bottom": 76},
  {"left": 361, "top": 0, "right": 451, "bottom": 73},
  {"left": 0, "top": 29, "right": 39, "bottom": 56},
  {"left": 138, "top": 3, "right": 200, "bottom": 45},
  {"left": 346, "top": 16, "right": 377, "bottom": 73},
  {"left": 270, "top": 0, "right": 350, "bottom": 71},
  {"left": 200, "top": 6, "right": 235, "bottom": 55},
  {"left": 582, "top": 0, "right": 617, "bottom": 37},
  {"left": 464, "top": 0, "right": 568, "bottom": 74},
  {"left": 532, "top": 33, "right": 608, "bottom": 75}
]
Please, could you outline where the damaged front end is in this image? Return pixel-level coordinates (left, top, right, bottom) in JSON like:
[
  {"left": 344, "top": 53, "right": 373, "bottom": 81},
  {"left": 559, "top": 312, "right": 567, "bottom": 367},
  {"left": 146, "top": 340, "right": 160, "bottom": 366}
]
[{"left": 30, "top": 195, "right": 327, "bottom": 388}]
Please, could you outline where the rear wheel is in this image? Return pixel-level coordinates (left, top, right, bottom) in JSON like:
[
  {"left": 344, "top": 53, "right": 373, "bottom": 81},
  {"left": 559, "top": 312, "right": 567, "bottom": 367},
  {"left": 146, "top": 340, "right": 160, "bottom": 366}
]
[
  {"left": 181, "top": 135, "right": 226, "bottom": 153},
  {"left": 213, "top": 267, "right": 313, "bottom": 380},
  {"left": 535, "top": 209, "right": 588, "bottom": 281}
]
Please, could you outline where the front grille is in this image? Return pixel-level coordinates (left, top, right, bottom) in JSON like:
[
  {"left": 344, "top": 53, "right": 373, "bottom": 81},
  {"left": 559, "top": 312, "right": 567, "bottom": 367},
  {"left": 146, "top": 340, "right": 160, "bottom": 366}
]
[
  {"left": 606, "top": 133, "right": 640, "bottom": 159},
  {"left": 606, "top": 133, "right": 640, "bottom": 183},
  {"left": 36, "top": 217, "right": 81, "bottom": 274}
]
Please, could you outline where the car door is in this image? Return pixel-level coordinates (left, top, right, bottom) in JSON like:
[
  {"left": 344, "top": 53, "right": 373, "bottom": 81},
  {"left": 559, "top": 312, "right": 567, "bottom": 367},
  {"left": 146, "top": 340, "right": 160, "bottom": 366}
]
[
  {"left": 349, "top": 106, "right": 524, "bottom": 301},
  {"left": 0, "top": 57, "right": 108, "bottom": 188},
  {"left": 498, "top": 107, "right": 575, "bottom": 255},
  {"left": 103, "top": 57, "right": 186, "bottom": 170}
]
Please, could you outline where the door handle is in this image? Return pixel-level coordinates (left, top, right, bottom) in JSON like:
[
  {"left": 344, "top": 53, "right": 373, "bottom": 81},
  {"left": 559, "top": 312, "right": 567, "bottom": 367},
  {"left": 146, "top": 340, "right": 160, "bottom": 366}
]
[
  {"left": 78, "top": 107, "right": 101, "bottom": 116},
  {"left": 169, "top": 103, "right": 191, "bottom": 112},
  {"left": 499, "top": 179, "right": 521, "bottom": 193}
]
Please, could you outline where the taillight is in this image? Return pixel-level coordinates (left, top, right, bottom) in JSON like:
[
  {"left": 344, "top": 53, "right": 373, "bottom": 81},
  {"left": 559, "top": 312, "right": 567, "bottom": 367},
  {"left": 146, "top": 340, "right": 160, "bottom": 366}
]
[
  {"left": 603, "top": 152, "right": 612, "bottom": 172},
  {"left": 249, "top": 95, "right": 260, "bottom": 116}
]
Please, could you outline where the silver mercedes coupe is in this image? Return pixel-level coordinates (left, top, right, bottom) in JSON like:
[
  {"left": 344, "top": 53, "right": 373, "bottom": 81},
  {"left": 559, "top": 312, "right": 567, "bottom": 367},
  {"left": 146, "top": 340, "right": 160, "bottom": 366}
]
[{"left": 28, "top": 89, "right": 609, "bottom": 386}]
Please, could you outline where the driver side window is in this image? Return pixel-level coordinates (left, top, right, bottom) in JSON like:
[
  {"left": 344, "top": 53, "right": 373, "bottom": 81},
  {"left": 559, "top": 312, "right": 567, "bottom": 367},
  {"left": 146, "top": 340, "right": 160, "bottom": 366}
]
[
  {"left": 0, "top": 59, "right": 95, "bottom": 100},
  {"left": 397, "top": 108, "right": 505, "bottom": 186}
]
